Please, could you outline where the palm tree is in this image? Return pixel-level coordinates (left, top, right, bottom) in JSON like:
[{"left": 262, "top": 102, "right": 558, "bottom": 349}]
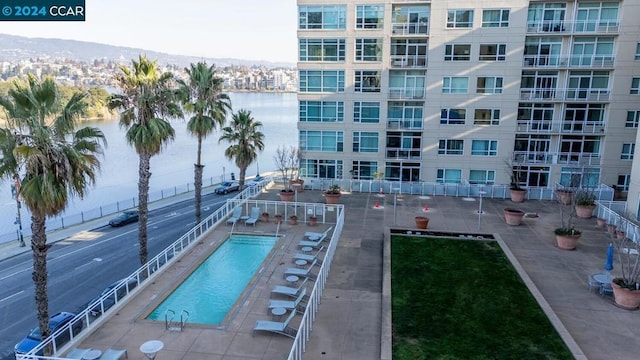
[
  {"left": 108, "top": 55, "right": 181, "bottom": 266},
  {"left": 0, "top": 75, "right": 105, "bottom": 354},
  {"left": 219, "top": 109, "right": 265, "bottom": 188},
  {"left": 177, "top": 62, "right": 231, "bottom": 224}
]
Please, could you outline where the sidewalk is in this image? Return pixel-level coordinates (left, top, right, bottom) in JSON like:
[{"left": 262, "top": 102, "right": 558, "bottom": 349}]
[{"left": 5, "top": 187, "right": 640, "bottom": 359}]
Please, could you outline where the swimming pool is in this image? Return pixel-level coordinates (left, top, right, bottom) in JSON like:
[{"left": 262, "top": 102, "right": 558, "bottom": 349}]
[{"left": 146, "top": 234, "right": 278, "bottom": 325}]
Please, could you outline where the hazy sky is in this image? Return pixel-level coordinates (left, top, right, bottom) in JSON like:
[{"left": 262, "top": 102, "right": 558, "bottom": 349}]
[{"left": 0, "top": 0, "right": 298, "bottom": 63}]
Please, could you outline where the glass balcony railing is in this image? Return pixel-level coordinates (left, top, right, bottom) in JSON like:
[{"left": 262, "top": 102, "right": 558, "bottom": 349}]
[
  {"left": 513, "top": 151, "right": 601, "bottom": 166},
  {"left": 391, "top": 22, "right": 429, "bottom": 35},
  {"left": 522, "top": 55, "right": 614, "bottom": 68},
  {"left": 516, "top": 121, "right": 605, "bottom": 134},
  {"left": 385, "top": 148, "right": 422, "bottom": 160},
  {"left": 519, "top": 88, "right": 610, "bottom": 102},
  {"left": 388, "top": 87, "right": 425, "bottom": 99},
  {"left": 526, "top": 20, "right": 619, "bottom": 34},
  {"left": 387, "top": 119, "right": 423, "bottom": 130},
  {"left": 390, "top": 55, "right": 428, "bottom": 68}
]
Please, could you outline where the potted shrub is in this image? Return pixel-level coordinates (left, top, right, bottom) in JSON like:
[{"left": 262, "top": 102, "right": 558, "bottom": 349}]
[
  {"left": 610, "top": 220, "right": 640, "bottom": 309},
  {"left": 574, "top": 190, "right": 596, "bottom": 219},
  {"left": 274, "top": 145, "right": 298, "bottom": 201},
  {"left": 274, "top": 214, "right": 283, "bottom": 224},
  {"left": 289, "top": 214, "right": 298, "bottom": 225},
  {"left": 308, "top": 215, "right": 318, "bottom": 226},
  {"left": 323, "top": 184, "right": 342, "bottom": 204},
  {"left": 504, "top": 208, "right": 525, "bottom": 226},
  {"left": 555, "top": 188, "right": 573, "bottom": 205},
  {"left": 505, "top": 158, "right": 526, "bottom": 202},
  {"left": 261, "top": 212, "right": 270, "bottom": 223},
  {"left": 555, "top": 196, "right": 581, "bottom": 250}
]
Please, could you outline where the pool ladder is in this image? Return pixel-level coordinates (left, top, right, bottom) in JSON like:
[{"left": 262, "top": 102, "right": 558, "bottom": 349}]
[{"left": 165, "top": 309, "right": 189, "bottom": 332}]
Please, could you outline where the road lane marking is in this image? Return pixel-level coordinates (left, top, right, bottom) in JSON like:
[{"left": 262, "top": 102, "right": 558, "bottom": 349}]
[{"left": 0, "top": 290, "right": 24, "bottom": 303}]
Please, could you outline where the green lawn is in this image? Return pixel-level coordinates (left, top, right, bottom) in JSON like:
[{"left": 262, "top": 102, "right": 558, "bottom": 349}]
[{"left": 392, "top": 236, "right": 573, "bottom": 360}]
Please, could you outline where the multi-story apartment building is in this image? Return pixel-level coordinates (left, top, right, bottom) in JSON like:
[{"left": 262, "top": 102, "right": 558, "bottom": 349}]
[{"left": 296, "top": 0, "right": 639, "bottom": 192}]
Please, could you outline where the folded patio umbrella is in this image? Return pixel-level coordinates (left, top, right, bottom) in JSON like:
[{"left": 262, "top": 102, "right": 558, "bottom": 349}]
[{"left": 605, "top": 242, "right": 614, "bottom": 271}]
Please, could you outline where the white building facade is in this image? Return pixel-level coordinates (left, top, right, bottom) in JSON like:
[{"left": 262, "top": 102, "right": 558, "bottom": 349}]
[{"left": 296, "top": 0, "right": 639, "bottom": 193}]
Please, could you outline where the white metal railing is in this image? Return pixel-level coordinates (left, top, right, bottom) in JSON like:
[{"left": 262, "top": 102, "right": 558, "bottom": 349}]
[
  {"left": 522, "top": 55, "right": 614, "bottom": 68},
  {"left": 595, "top": 201, "right": 639, "bottom": 243},
  {"left": 513, "top": 151, "right": 602, "bottom": 166},
  {"left": 287, "top": 206, "right": 344, "bottom": 360},
  {"left": 390, "top": 54, "right": 428, "bottom": 68},
  {"left": 526, "top": 20, "right": 619, "bottom": 34},
  {"left": 17, "top": 181, "right": 273, "bottom": 360},
  {"left": 516, "top": 121, "right": 605, "bottom": 134},
  {"left": 387, "top": 119, "right": 423, "bottom": 130},
  {"left": 519, "top": 88, "right": 610, "bottom": 102},
  {"left": 391, "top": 22, "right": 429, "bottom": 35},
  {"left": 388, "top": 87, "right": 425, "bottom": 100}
]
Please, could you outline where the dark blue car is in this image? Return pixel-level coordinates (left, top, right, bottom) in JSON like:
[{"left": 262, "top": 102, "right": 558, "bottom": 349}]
[{"left": 15, "top": 312, "right": 83, "bottom": 356}]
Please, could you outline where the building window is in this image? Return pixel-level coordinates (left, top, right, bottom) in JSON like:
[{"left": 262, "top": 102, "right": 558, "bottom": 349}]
[
  {"left": 299, "top": 70, "right": 345, "bottom": 92},
  {"left": 354, "top": 101, "right": 380, "bottom": 123},
  {"left": 442, "top": 77, "right": 468, "bottom": 94},
  {"left": 299, "top": 5, "right": 346, "bottom": 30},
  {"left": 469, "top": 170, "right": 495, "bottom": 184},
  {"left": 636, "top": 43, "right": 640, "bottom": 61},
  {"left": 474, "top": 109, "right": 500, "bottom": 125},
  {"left": 447, "top": 9, "right": 473, "bottom": 28},
  {"left": 299, "top": 131, "right": 344, "bottom": 152},
  {"left": 482, "top": 9, "right": 509, "bottom": 27},
  {"left": 438, "top": 139, "right": 464, "bottom": 155},
  {"left": 479, "top": 44, "right": 506, "bottom": 61},
  {"left": 299, "top": 101, "right": 344, "bottom": 122},
  {"left": 471, "top": 140, "right": 498, "bottom": 156},
  {"left": 436, "top": 169, "right": 462, "bottom": 183},
  {"left": 388, "top": 101, "right": 423, "bottom": 129},
  {"left": 353, "top": 132, "right": 379, "bottom": 153},
  {"left": 300, "top": 159, "right": 343, "bottom": 179},
  {"left": 440, "top": 108, "right": 466, "bottom": 124},
  {"left": 632, "top": 77, "right": 640, "bottom": 94},
  {"left": 355, "top": 38, "right": 382, "bottom": 61},
  {"left": 617, "top": 174, "right": 630, "bottom": 191},
  {"left": 351, "top": 161, "right": 377, "bottom": 180},
  {"left": 621, "top": 143, "right": 635, "bottom": 160},
  {"left": 354, "top": 71, "right": 381, "bottom": 92},
  {"left": 444, "top": 44, "right": 471, "bottom": 61},
  {"left": 518, "top": 103, "right": 554, "bottom": 122},
  {"left": 299, "top": 39, "right": 345, "bottom": 61},
  {"left": 626, "top": 111, "right": 640, "bottom": 128},
  {"left": 356, "top": 5, "right": 384, "bottom": 29},
  {"left": 477, "top": 77, "right": 503, "bottom": 94}
]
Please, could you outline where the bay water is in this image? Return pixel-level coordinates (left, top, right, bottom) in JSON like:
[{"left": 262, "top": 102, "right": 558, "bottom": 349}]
[{"left": 0, "top": 92, "right": 297, "bottom": 243}]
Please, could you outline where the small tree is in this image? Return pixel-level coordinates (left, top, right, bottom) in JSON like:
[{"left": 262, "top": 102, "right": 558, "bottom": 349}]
[
  {"left": 274, "top": 145, "right": 298, "bottom": 192},
  {"left": 611, "top": 220, "right": 640, "bottom": 289},
  {"left": 504, "top": 157, "right": 524, "bottom": 190}
]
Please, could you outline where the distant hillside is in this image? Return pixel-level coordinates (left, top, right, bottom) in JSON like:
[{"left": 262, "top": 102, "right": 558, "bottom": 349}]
[{"left": 0, "top": 33, "right": 294, "bottom": 68}]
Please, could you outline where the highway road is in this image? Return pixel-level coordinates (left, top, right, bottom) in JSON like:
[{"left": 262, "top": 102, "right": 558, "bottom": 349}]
[{"left": 0, "top": 192, "right": 235, "bottom": 360}]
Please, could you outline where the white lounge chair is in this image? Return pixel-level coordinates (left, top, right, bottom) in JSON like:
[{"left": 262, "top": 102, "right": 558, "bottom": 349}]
[
  {"left": 267, "top": 288, "right": 306, "bottom": 312},
  {"left": 226, "top": 207, "right": 243, "bottom": 225},
  {"left": 293, "top": 246, "right": 324, "bottom": 265},
  {"left": 271, "top": 277, "right": 309, "bottom": 298},
  {"left": 299, "top": 236, "right": 328, "bottom": 249},
  {"left": 304, "top": 226, "right": 333, "bottom": 239},
  {"left": 284, "top": 259, "right": 318, "bottom": 279},
  {"left": 65, "top": 348, "right": 91, "bottom": 360},
  {"left": 253, "top": 309, "right": 298, "bottom": 338},
  {"left": 245, "top": 207, "right": 261, "bottom": 226},
  {"left": 101, "top": 348, "right": 128, "bottom": 360}
]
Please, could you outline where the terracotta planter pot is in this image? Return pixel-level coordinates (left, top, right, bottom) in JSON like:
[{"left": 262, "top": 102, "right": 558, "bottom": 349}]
[
  {"left": 279, "top": 190, "right": 295, "bottom": 202},
  {"left": 607, "top": 224, "right": 617, "bottom": 234},
  {"left": 308, "top": 216, "right": 318, "bottom": 226},
  {"left": 555, "top": 190, "right": 573, "bottom": 205},
  {"left": 596, "top": 218, "right": 606, "bottom": 228},
  {"left": 504, "top": 208, "right": 525, "bottom": 226},
  {"left": 616, "top": 230, "right": 626, "bottom": 239},
  {"left": 575, "top": 204, "right": 595, "bottom": 219},
  {"left": 556, "top": 233, "right": 581, "bottom": 250},
  {"left": 291, "top": 179, "right": 304, "bottom": 192},
  {"left": 274, "top": 215, "right": 283, "bottom": 224},
  {"left": 415, "top": 216, "right": 429, "bottom": 229},
  {"left": 261, "top": 214, "right": 269, "bottom": 223},
  {"left": 611, "top": 279, "right": 640, "bottom": 310},
  {"left": 324, "top": 192, "right": 341, "bottom": 204},
  {"left": 289, "top": 216, "right": 298, "bottom": 225},
  {"left": 509, "top": 189, "right": 526, "bottom": 203}
]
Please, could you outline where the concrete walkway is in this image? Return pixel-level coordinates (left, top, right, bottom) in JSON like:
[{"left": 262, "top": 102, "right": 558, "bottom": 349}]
[{"left": 3, "top": 187, "right": 639, "bottom": 359}]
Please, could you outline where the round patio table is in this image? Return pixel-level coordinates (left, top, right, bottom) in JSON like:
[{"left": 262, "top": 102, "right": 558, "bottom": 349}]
[
  {"left": 286, "top": 275, "right": 299, "bottom": 284},
  {"left": 271, "top": 307, "right": 286, "bottom": 320},
  {"left": 82, "top": 350, "right": 102, "bottom": 360},
  {"left": 140, "top": 340, "right": 164, "bottom": 360},
  {"left": 301, "top": 246, "right": 313, "bottom": 253},
  {"left": 295, "top": 259, "right": 308, "bottom": 267}
]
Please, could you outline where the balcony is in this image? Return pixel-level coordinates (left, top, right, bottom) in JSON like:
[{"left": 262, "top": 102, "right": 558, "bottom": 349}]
[
  {"left": 392, "top": 22, "right": 429, "bottom": 35},
  {"left": 526, "top": 20, "right": 619, "bottom": 34},
  {"left": 389, "top": 87, "right": 425, "bottom": 100},
  {"left": 387, "top": 119, "right": 423, "bottom": 130},
  {"left": 385, "top": 148, "right": 422, "bottom": 160},
  {"left": 523, "top": 55, "right": 614, "bottom": 69},
  {"left": 516, "top": 121, "right": 605, "bottom": 134},
  {"left": 513, "top": 151, "right": 601, "bottom": 166},
  {"left": 390, "top": 55, "right": 428, "bottom": 68},
  {"left": 519, "top": 88, "right": 610, "bottom": 102}
]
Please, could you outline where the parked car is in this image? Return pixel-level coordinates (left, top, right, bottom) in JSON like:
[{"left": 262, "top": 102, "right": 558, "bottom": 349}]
[
  {"left": 108, "top": 209, "right": 139, "bottom": 227},
  {"left": 14, "top": 312, "right": 83, "bottom": 356},
  {"left": 87, "top": 278, "right": 139, "bottom": 317},
  {"left": 246, "top": 175, "right": 265, "bottom": 187},
  {"left": 214, "top": 181, "right": 240, "bottom": 194}
]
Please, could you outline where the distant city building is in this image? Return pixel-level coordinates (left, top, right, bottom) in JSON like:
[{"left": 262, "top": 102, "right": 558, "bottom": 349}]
[{"left": 296, "top": 0, "right": 639, "bottom": 198}]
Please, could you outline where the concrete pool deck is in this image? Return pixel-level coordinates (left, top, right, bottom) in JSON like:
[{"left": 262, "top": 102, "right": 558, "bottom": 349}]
[{"left": 4, "top": 186, "right": 640, "bottom": 359}]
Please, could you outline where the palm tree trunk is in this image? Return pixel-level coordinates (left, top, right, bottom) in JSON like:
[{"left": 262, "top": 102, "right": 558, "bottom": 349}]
[
  {"left": 239, "top": 166, "right": 247, "bottom": 189},
  {"left": 138, "top": 152, "right": 151, "bottom": 266},
  {"left": 194, "top": 136, "right": 204, "bottom": 224},
  {"left": 31, "top": 213, "right": 51, "bottom": 355}
]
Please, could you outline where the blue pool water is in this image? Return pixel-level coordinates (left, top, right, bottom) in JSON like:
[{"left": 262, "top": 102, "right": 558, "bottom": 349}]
[{"left": 146, "top": 234, "right": 278, "bottom": 325}]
